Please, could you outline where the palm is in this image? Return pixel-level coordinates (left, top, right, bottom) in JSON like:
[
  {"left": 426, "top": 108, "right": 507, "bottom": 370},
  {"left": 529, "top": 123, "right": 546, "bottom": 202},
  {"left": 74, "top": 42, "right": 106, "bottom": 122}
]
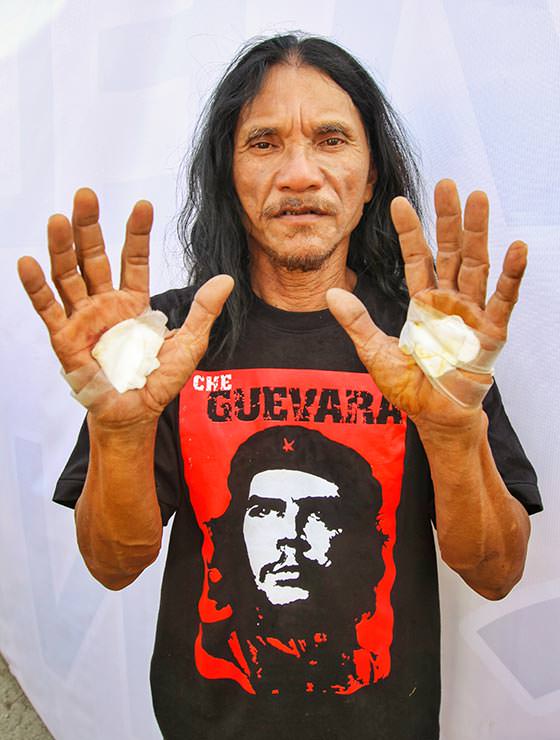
[
  {"left": 18, "top": 188, "right": 233, "bottom": 424},
  {"left": 328, "top": 179, "right": 527, "bottom": 425}
]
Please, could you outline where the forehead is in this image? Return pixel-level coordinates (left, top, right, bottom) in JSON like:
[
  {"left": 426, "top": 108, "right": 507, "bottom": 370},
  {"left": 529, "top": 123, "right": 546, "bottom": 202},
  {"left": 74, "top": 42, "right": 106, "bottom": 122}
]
[
  {"left": 249, "top": 469, "right": 339, "bottom": 501},
  {"left": 236, "top": 63, "right": 366, "bottom": 136}
]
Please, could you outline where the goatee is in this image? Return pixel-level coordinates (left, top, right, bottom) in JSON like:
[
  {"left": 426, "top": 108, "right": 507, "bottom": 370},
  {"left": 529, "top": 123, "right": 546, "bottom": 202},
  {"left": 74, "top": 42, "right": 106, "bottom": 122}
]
[{"left": 259, "top": 240, "right": 338, "bottom": 273}]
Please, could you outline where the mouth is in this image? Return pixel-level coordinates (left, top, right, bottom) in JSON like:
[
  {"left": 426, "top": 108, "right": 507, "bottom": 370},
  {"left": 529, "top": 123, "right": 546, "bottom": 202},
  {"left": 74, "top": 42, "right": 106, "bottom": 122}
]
[
  {"left": 271, "top": 568, "right": 301, "bottom": 582},
  {"left": 274, "top": 209, "right": 328, "bottom": 224},
  {"left": 262, "top": 564, "right": 301, "bottom": 582},
  {"left": 277, "top": 207, "right": 326, "bottom": 217},
  {"left": 264, "top": 200, "right": 334, "bottom": 222}
]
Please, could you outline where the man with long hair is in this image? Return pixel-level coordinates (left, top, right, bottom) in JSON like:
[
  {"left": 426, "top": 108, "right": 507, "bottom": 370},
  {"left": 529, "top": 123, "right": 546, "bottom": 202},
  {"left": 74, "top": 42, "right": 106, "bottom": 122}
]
[{"left": 19, "top": 33, "right": 541, "bottom": 740}]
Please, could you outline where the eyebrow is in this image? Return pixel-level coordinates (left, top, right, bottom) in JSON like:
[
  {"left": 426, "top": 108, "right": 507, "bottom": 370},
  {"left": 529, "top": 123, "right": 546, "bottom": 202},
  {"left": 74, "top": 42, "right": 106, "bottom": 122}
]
[
  {"left": 246, "top": 494, "right": 284, "bottom": 509},
  {"left": 244, "top": 127, "right": 277, "bottom": 145},
  {"left": 314, "top": 121, "right": 353, "bottom": 138},
  {"left": 246, "top": 494, "right": 338, "bottom": 508},
  {"left": 242, "top": 121, "right": 354, "bottom": 145}
]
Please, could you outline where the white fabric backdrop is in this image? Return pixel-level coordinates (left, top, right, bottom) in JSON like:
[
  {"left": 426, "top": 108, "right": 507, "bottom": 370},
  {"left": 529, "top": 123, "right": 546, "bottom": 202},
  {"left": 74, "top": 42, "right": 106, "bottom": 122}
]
[{"left": 1, "top": 1, "right": 558, "bottom": 738}]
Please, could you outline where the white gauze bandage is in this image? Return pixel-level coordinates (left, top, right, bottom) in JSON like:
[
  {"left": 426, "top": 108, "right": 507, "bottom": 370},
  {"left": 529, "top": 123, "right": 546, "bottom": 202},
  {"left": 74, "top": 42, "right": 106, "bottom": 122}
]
[
  {"left": 399, "top": 298, "right": 503, "bottom": 408},
  {"left": 62, "top": 309, "right": 168, "bottom": 407}
]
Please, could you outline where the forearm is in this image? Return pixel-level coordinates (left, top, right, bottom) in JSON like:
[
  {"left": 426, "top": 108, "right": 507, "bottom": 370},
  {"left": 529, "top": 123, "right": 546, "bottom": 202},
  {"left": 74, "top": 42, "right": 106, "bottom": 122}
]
[
  {"left": 75, "top": 415, "right": 163, "bottom": 590},
  {"left": 416, "top": 409, "right": 530, "bottom": 600}
]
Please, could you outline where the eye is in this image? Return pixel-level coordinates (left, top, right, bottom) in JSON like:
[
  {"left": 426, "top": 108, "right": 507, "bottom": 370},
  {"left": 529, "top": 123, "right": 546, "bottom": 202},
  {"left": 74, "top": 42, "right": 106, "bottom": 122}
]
[
  {"left": 322, "top": 137, "right": 345, "bottom": 147},
  {"left": 247, "top": 503, "right": 276, "bottom": 518},
  {"left": 306, "top": 504, "right": 338, "bottom": 528},
  {"left": 251, "top": 141, "right": 273, "bottom": 150}
]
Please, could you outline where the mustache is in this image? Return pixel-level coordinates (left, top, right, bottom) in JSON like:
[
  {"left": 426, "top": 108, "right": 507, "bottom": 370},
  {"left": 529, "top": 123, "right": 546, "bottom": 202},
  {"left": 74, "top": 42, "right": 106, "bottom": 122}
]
[
  {"left": 262, "top": 197, "right": 337, "bottom": 219},
  {"left": 258, "top": 546, "right": 308, "bottom": 582}
]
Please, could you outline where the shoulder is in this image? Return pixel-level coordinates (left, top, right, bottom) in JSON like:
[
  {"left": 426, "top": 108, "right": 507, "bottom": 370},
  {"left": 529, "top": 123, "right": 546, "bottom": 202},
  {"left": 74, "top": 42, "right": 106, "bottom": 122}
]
[{"left": 150, "top": 286, "right": 197, "bottom": 330}]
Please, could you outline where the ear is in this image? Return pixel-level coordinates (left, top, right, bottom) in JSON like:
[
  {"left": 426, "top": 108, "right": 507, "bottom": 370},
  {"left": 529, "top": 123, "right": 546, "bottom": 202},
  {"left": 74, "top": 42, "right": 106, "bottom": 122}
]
[{"left": 364, "top": 162, "right": 377, "bottom": 203}]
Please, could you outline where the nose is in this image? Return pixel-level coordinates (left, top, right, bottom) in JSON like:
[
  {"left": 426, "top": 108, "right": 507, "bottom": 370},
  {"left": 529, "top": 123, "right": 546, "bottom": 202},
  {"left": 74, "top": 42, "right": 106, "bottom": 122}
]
[
  {"left": 277, "top": 503, "right": 310, "bottom": 552},
  {"left": 274, "top": 145, "right": 324, "bottom": 192},
  {"left": 277, "top": 501, "right": 298, "bottom": 542}
]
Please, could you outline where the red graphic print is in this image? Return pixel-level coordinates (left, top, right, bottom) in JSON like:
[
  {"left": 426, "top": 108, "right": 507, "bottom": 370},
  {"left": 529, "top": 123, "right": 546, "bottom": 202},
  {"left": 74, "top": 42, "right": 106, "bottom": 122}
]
[{"left": 179, "top": 369, "right": 406, "bottom": 696}]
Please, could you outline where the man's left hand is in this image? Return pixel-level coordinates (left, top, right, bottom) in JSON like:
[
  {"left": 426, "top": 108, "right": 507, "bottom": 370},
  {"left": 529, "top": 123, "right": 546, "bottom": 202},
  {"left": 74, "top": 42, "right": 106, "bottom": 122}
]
[{"left": 327, "top": 179, "right": 527, "bottom": 428}]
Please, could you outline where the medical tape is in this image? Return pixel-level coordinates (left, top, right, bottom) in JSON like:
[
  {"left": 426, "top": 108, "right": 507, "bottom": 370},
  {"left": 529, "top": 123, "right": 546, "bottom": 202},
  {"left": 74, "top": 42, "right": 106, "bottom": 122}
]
[
  {"left": 62, "top": 365, "right": 115, "bottom": 408},
  {"left": 61, "top": 309, "right": 168, "bottom": 408},
  {"left": 398, "top": 298, "right": 503, "bottom": 408}
]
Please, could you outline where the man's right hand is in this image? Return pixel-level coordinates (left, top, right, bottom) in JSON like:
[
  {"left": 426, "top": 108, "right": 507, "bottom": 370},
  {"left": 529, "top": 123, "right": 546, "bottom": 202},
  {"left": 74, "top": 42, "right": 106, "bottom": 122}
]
[{"left": 17, "top": 188, "right": 234, "bottom": 428}]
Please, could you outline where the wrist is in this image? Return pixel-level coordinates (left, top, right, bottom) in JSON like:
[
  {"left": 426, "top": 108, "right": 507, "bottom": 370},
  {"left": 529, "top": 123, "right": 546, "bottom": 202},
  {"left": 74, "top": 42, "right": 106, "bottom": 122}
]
[
  {"left": 87, "top": 412, "right": 159, "bottom": 449},
  {"left": 414, "top": 407, "right": 488, "bottom": 453}
]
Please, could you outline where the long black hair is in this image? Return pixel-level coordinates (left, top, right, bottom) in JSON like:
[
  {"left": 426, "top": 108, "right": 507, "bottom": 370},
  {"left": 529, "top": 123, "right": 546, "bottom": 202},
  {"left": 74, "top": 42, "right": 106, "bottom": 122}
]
[{"left": 178, "top": 33, "right": 423, "bottom": 359}]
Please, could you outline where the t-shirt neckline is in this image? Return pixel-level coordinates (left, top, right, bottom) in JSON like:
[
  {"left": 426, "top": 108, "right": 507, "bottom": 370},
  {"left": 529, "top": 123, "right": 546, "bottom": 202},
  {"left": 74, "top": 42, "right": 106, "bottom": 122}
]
[{"left": 249, "top": 272, "right": 369, "bottom": 332}]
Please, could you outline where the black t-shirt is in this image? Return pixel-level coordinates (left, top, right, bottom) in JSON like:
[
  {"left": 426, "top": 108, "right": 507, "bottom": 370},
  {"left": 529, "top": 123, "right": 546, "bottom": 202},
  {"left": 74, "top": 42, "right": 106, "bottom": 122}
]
[{"left": 54, "top": 275, "right": 542, "bottom": 740}]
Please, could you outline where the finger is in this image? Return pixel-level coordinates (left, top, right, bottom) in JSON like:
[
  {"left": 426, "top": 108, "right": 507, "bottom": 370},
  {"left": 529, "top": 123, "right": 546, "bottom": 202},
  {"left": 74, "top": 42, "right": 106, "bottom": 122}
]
[
  {"left": 485, "top": 241, "right": 527, "bottom": 330},
  {"left": 434, "top": 179, "right": 462, "bottom": 290},
  {"left": 326, "top": 288, "right": 388, "bottom": 370},
  {"left": 120, "top": 200, "right": 153, "bottom": 294},
  {"left": 390, "top": 196, "right": 436, "bottom": 296},
  {"left": 175, "top": 275, "right": 235, "bottom": 365},
  {"left": 72, "top": 187, "right": 113, "bottom": 294},
  {"left": 49, "top": 214, "right": 90, "bottom": 314},
  {"left": 458, "top": 190, "right": 490, "bottom": 307},
  {"left": 18, "top": 256, "right": 67, "bottom": 334}
]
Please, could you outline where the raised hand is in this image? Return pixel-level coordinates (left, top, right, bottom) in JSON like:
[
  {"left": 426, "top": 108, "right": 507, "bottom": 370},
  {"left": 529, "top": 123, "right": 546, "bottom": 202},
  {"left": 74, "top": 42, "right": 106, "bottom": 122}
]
[
  {"left": 327, "top": 179, "right": 527, "bottom": 426},
  {"left": 18, "top": 188, "right": 233, "bottom": 426}
]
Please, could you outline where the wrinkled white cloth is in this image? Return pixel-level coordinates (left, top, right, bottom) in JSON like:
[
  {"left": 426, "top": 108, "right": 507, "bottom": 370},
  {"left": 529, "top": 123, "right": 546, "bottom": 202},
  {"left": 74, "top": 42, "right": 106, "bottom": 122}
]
[
  {"left": 399, "top": 298, "right": 502, "bottom": 407},
  {"left": 61, "top": 310, "right": 169, "bottom": 406},
  {"left": 399, "top": 309, "right": 481, "bottom": 378},
  {"left": 91, "top": 310, "right": 168, "bottom": 393}
]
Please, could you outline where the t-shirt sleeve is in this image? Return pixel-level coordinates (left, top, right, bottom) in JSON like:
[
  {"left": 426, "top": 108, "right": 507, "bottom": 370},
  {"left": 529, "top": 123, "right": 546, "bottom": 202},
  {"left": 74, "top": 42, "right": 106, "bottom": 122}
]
[
  {"left": 483, "top": 382, "right": 542, "bottom": 515},
  {"left": 52, "top": 398, "right": 187, "bottom": 526}
]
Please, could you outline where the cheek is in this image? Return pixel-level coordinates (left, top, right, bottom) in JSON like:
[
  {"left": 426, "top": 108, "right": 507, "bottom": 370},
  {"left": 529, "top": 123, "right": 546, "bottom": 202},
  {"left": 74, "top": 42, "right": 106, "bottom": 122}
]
[
  {"left": 243, "top": 514, "right": 278, "bottom": 558},
  {"left": 346, "top": 167, "right": 373, "bottom": 199},
  {"left": 329, "top": 160, "right": 372, "bottom": 206},
  {"left": 233, "top": 160, "right": 266, "bottom": 213},
  {"left": 237, "top": 186, "right": 264, "bottom": 229},
  {"left": 303, "top": 518, "right": 341, "bottom": 560},
  {"left": 344, "top": 174, "right": 374, "bottom": 223}
]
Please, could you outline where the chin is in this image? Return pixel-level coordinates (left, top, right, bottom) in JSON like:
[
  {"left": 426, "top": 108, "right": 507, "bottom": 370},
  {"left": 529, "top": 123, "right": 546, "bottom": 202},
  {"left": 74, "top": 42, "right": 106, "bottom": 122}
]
[
  {"left": 261, "top": 238, "right": 339, "bottom": 273},
  {"left": 281, "top": 253, "right": 334, "bottom": 272}
]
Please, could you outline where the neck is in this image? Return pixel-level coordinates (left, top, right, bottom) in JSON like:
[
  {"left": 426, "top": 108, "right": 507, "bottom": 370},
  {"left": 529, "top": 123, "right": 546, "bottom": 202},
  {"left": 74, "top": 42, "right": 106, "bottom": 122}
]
[{"left": 250, "top": 252, "right": 357, "bottom": 312}]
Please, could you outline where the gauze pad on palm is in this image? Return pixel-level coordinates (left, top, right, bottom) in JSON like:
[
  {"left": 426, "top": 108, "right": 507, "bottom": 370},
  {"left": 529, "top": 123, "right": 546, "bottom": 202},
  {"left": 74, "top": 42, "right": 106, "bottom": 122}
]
[
  {"left": 91, "top": 310, "right": 168, "bottom": 393},
  {"left": 62, "top": 309, "right": 168, "bottom": 407},
  {"left": 399, "top": 298, "right": 503, "bottom": 408}
]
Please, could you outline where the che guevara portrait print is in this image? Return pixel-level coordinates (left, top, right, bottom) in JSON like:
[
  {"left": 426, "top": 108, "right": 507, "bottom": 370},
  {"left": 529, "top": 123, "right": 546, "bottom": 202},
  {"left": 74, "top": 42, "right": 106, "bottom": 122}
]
[{"left": 179, "top": 368, "right": 406, "bottom": 695}]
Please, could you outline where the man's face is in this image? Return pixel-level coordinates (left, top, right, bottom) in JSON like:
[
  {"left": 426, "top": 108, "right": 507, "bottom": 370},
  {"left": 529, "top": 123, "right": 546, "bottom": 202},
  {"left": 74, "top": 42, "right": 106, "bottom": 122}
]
[
  {"left": 242, "top": 469, "right": 343, "bottom": 605},
  {"left": 233, "top": 64, "right": 375, "bottom": 272}
]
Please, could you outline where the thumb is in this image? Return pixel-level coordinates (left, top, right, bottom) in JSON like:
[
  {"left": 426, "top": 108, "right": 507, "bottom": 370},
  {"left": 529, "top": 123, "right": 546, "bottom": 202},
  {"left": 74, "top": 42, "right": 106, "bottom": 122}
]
[
  {"left": 326, "top": 288, "right": 389, "bottom": 370},
  {"left": 176, "top": 274, "right": 235, "bottom": 363}
]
